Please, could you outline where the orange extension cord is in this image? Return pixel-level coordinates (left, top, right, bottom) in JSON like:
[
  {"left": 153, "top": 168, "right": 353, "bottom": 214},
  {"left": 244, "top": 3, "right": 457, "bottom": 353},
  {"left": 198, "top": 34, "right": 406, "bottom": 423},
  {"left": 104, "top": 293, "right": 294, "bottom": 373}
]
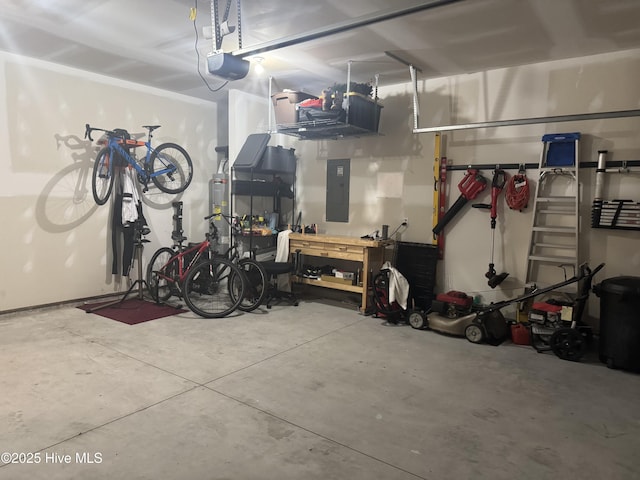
[{"left": 505, "top": 171, "right": 530, "bottom": 211}]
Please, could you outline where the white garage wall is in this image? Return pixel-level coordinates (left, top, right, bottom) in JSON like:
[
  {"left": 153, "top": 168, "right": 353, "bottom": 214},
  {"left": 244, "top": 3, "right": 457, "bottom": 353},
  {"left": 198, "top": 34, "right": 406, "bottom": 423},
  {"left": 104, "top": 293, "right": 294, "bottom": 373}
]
[
  {"left": 231, "top": 48, "right": 640, "bottom": 327},
  {"left": 0, "top": 52, "right": 218, "bottom": 312},
  {"left": 406, "top": 48, "right": 640, "bottom": 323}
]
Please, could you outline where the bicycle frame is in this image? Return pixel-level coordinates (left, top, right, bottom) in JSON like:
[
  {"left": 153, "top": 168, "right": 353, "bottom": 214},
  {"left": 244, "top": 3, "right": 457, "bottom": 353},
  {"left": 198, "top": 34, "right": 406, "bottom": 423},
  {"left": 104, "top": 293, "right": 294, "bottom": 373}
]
[
  {"left": 148, "top": 211, "right": 263, "bottom": 315},
  {"left": 155, "top": 240, "right": 211, "bottom": 292},
  {"left": 102, "top": 135, "right": 177, "bottom": 183},
  {"left": 163, "top": 214, "right": 235, "bottom": 284}
]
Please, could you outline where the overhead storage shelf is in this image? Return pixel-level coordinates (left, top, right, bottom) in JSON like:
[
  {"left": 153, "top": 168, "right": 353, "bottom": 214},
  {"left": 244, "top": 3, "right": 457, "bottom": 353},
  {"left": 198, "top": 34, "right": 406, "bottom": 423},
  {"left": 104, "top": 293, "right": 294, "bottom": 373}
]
[
  {"left": 272, "top": 91, "right": 382, "bottom": 140},
  {"left": 269, "top": 62, "right": 383, "bottom": 140},
  {"left": 276, "top": 120, "right": 379, "bottom": 140}
]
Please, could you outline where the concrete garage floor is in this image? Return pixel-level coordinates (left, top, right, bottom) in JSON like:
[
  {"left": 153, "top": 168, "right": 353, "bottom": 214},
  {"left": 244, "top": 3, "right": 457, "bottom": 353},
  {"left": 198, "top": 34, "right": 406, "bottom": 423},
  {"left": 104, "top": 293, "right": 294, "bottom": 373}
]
[{"left": 1, "top": 291, "right": 639, "bottom": 480}]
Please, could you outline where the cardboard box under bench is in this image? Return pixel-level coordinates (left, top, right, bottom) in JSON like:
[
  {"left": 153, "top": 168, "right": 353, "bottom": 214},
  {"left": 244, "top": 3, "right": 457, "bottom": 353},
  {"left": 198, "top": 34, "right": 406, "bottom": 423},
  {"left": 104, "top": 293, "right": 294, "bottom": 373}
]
[{"left": 320, "top": 275, "right": 354, "bottom": 286}]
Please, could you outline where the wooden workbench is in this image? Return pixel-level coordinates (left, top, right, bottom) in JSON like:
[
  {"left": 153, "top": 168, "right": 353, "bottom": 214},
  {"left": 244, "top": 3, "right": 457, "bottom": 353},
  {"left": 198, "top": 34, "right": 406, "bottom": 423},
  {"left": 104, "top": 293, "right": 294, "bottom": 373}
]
[{"left": 288, "top": 233, "right": 392, "bottom": 312}]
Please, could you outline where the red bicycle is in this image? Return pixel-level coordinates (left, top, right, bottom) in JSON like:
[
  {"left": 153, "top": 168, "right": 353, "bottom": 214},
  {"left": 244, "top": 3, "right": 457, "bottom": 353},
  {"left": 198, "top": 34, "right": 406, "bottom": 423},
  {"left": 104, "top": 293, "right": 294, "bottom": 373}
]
[
  {"left": 147, "top": 211, "right": 268, "bottom": 317},
  {"left": 146, "top": 213, "right": 246, "bottom": 318}
]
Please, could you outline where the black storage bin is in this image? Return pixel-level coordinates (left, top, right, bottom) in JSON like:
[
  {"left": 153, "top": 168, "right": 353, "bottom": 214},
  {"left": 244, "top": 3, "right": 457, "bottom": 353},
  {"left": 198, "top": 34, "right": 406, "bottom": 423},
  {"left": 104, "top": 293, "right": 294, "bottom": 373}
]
[
  {"left": 232, "top": 180, "right": 293, "bottom": 198},
  {"left": 297, "top": 107, "right": 345, "bottom": 124},
  {"left": 233, "top": 134, "right": 296, "bottom": 175},
  {"left": 393, "top": 242, "right": 438, "bottom": 311},
  {"left": 260, "top": 146, "right": 296, "bottom": 173},
  {"left": 346, "top": 93, "right": 383, "bottom": 133},
  {"left": 233, "top": 133, "right": 270, "bottom": 170},
  {"left": 594, "top": 276, "right": 640, "bottom": 371}
]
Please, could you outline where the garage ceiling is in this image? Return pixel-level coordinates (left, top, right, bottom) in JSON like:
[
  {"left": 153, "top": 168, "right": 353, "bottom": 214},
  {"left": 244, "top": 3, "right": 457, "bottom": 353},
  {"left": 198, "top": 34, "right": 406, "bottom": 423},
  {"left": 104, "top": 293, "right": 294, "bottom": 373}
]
[{"left": 1, "top": 0, "right": 640, "bottom": 102}]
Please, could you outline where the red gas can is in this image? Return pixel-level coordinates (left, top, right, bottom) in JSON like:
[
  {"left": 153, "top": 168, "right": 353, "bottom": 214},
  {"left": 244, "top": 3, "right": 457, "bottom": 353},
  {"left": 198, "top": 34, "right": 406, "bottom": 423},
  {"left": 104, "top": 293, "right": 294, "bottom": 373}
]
[{"left": 511, "top": 323, "right": 531, "bottom": 345}]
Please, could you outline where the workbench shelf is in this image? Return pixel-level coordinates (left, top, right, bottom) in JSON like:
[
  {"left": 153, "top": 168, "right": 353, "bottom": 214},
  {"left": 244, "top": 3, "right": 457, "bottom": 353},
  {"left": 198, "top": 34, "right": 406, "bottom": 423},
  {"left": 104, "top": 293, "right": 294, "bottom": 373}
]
[
  {"left": 295, "top": 277, "right": 363, "bottom": 294},
  {"left": 288, "top": 233, "right": 392, "bottom": 312}
]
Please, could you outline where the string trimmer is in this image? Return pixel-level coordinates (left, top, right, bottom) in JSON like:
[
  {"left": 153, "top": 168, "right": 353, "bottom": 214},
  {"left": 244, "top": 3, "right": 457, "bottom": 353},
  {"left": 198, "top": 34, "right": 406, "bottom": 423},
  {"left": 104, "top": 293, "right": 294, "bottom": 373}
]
[{"left": 473, "top": 169, "right": 509, "bottom": 288}]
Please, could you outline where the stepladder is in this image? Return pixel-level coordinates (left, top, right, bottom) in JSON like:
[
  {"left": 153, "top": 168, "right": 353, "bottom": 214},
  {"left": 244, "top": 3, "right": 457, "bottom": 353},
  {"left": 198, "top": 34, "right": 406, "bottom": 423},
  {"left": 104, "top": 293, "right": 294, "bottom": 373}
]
[{"left": 526, "top": 133, "right": 581, "bottom": 293}]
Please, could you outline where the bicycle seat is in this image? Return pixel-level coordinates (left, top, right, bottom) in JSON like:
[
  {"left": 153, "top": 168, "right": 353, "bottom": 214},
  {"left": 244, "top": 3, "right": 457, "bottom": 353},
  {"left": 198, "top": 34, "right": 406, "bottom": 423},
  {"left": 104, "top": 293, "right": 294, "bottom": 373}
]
[
  {"left": 142, "top": 125, "right": 161, "bottom": 132},
  {"left": 171, "top": 233, "right": 187, "bottom": 243}
]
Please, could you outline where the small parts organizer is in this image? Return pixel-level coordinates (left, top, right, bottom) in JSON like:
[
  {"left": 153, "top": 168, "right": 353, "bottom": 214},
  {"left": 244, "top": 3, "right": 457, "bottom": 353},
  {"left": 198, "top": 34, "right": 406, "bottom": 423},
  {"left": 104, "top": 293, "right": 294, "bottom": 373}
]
[
  {"left": 591, "top": 150, "right": 640, "bottom": 231},
  {"left": 592, "top": 199, "right": 640, "bottom": 230}
]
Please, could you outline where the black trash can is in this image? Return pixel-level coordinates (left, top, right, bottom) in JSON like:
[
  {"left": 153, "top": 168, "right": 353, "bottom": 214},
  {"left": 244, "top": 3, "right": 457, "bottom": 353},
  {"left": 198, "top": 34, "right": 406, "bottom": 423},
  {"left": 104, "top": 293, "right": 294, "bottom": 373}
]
[{"left": 594, "top": 276, "right": 640, "bottom": 371}]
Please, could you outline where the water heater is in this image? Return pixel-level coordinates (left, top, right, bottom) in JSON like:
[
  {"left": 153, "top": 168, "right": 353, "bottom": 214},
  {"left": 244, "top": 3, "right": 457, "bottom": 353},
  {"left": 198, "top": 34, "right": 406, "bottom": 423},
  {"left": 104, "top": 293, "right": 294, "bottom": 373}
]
[{"left": 209, "top": 173, "right": 229, "bottom": 253}]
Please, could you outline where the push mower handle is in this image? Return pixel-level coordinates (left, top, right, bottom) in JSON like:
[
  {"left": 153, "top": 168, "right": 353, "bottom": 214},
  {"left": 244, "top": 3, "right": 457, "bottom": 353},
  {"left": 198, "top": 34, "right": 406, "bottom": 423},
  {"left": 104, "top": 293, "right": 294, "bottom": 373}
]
[
  {"left": 582, "top": 262, "right": 605, "bottom": 278},
  {"left": 483, "top": 262, "right": 606, "bottom": 315}
]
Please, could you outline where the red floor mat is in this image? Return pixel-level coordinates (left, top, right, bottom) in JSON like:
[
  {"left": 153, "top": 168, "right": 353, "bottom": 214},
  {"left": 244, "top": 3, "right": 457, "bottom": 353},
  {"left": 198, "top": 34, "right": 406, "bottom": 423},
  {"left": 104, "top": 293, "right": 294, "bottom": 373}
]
[{"left": 78, "top": 298, "right": 186, "bottom": 325}]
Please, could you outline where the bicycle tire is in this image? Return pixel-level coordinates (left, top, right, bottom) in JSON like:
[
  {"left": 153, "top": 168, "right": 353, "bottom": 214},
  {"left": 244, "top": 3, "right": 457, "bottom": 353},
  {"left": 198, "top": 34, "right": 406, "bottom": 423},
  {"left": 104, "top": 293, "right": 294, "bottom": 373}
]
[
  {"left": 150, "top": 143, "right": 193, "bottom": 194},
  {"left": 147, "top": 247, "right": 178, "bottom": 302},
  {"left": 91, "top": 147, "right": 114, "bottom": 205},
  {"left": 183, "top": 257, "right": 244, "bottom": 318},
  {"left": 232, "top": 258, "right": 268, "bottom": 312}
]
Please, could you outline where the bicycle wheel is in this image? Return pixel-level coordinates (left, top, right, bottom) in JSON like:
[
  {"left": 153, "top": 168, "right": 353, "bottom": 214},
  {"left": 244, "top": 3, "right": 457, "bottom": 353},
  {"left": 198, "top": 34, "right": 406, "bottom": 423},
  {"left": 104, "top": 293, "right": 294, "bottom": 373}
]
[
  {"left": 146, "top": 247, "right": 178, "bottom": 302},
  {"left": 183, "top": 258, "right": 244, "bottom": 318},
  {"left": 232, "top": 258, "right": 268, "bottom": 312},
  {"left": 150, "top": 143, "right": 193, "bottom": 194},
  {"left": 91, "top": 147, "right": 114, "bottom": 205}
]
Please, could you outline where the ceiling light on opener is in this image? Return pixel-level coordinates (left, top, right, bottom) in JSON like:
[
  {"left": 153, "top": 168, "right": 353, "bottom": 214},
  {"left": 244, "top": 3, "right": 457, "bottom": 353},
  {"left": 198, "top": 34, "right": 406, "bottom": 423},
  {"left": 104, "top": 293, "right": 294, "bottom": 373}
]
[{"left": 251, "top": 56, "right": 265, "bottom": 74}]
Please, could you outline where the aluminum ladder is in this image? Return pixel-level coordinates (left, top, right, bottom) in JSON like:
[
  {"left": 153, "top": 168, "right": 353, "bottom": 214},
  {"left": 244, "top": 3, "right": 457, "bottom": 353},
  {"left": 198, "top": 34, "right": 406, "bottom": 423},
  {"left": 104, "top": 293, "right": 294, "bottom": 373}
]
[{"left": 525, "top": 133, "right": 581, "bottom": 292}]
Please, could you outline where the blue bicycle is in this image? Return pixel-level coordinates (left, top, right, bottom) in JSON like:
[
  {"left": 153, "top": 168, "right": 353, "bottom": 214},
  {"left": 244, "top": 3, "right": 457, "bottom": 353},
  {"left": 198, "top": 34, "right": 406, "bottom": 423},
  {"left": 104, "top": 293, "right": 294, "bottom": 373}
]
[{"left": 84, "top": 123, "right": 193, "bottom": 205}]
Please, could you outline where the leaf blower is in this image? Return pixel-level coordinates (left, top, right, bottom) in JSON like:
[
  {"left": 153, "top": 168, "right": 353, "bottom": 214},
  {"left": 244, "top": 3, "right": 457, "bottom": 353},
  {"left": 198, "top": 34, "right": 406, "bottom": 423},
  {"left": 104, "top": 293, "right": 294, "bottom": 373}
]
[
  {"left": 472, "top": 169, "right": 509, "bottom": 288},
  {"left": 433, "top": 169, "right": 487, "bottom": 235}
]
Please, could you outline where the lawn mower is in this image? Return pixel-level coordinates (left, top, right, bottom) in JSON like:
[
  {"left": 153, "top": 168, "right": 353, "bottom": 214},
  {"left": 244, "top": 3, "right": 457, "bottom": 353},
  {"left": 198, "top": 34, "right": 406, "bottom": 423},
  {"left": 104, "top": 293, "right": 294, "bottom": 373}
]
[
  {"left": 372, "top": 271, "right": 507, "bottom": 343},
  {"left": 407, "top": 291, "right": 508, "bottom": 345},
  {"left": 408, "top": 262, "right": 605, "bottom": 361}
]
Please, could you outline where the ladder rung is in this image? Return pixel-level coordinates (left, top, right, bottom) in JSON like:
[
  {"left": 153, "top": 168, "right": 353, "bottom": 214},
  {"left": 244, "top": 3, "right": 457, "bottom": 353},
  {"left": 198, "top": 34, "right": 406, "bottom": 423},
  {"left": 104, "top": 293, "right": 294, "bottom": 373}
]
[
  {"left": 532, "top": 242, "right": 576, "bottom": 249},
  {"left": 540, "top": 166, "right": 576, "bottom": 172},
  {"left": 528, "top": 254, "right": 577, "bottom": 263},
  {"left": 536, "top": 209, "right": 576, "bottom": 215},
  {"left": 535, "top": 196, "right": 576, "bottom": 203},
  {"left": 532, "top": 226, "right": 576, "bottom": 233}
]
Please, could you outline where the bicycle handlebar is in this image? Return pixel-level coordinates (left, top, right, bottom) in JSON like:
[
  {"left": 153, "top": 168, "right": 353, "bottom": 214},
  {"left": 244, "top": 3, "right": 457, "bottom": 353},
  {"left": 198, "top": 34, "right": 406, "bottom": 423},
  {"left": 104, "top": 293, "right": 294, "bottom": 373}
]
[
  {"left": 85, "top": 123, "right": 137, "bottom": 143},
  {"left": 204, "top": 213, "right": 243, "bottom": 245},
  {"left": 85, "top": 124, "right": 97, "bottom": 141},
  {"left": 85, "top": 123, "right": 120, "bottom": 142},
  {"left": 204, "top": 212, "right": 237, "bottom": 223}
]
